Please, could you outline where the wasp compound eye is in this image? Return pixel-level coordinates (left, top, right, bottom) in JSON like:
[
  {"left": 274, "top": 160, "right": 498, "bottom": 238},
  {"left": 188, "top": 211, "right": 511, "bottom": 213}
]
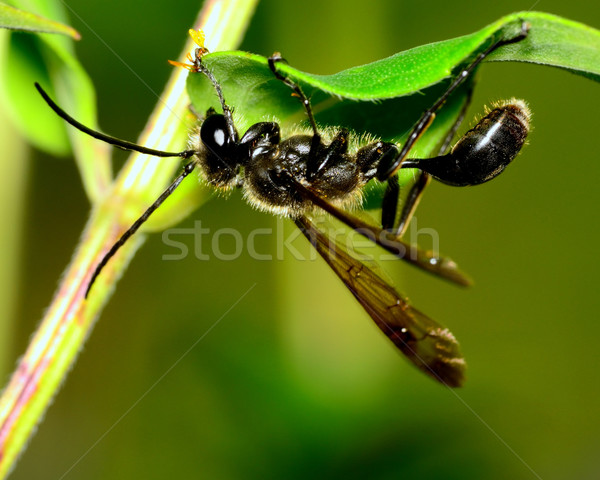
[
  {"left": 198, "top": 113, "right": 241, "bottom": 183},
  {"left": 200, "top": 114, "right": 234, "bottom": 154}
]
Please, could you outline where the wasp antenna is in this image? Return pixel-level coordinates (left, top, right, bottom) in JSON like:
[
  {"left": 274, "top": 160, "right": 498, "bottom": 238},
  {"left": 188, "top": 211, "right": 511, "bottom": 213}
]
[
  {"left": 171, "top": 29, "right": 238, "bottom": 144},
  {"left": 191, "top": 62, "right": 239, "bottom": 144},
  {"left": 34, "top": 82, "right": 195, "bottom": 159},
  {"left": 85, "top": 161, "right": 197, "bottom": 298}
]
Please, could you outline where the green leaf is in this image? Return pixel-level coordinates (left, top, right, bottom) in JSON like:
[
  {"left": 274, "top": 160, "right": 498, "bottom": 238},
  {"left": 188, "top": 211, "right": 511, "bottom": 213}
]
[
  {"left": 188, "top": 11, "right": 600, "bottom": 135},
  {"left": 190, "top": 12, "right": 599, "bottom": 108},
  {"left": 186, "top": 11, "right": 599, "bottom": 204},
  {"left": 0, "top": 2, "right": 80, "bottom": 39},
  {"left": 486, "top": 12, "right": 600, "bottom": 82},
  {"left": 0, "top": 0, "right": 110, "bottom": 201}
]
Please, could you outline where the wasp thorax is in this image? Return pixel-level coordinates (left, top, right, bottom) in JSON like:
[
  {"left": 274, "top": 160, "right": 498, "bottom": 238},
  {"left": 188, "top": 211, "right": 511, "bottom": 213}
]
[{"left": 243, "top": 134, "right": 364, "bottom": 216}]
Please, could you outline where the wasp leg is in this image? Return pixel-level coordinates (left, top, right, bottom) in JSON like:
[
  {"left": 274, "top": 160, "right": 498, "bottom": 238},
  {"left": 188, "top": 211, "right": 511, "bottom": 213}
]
[
  {"left": 268, "top": 52, "right": 319, "bottom": 137},
  {"left": 381, "top": 88, "right": 472, "bottom": 235},
  {"left": 85, "top": 162, "right": 197, "bottom": 297},
  {"left": 376, "top": 20, "right": 529, "bottom": 181}
]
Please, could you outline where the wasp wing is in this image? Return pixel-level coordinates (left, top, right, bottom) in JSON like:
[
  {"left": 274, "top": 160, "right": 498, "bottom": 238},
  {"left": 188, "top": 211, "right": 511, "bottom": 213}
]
[
  {"left": 292, "top": 179, "right": 472, "bottom": 287},
  {"left": 295, "top": 215, "right": 466, "bottom": 387}
]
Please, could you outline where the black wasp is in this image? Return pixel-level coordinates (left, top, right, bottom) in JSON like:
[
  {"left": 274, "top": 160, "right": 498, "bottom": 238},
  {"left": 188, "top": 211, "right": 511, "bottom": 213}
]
[{"left": 35, "top": 23, "right": 531, "bottom": 387}]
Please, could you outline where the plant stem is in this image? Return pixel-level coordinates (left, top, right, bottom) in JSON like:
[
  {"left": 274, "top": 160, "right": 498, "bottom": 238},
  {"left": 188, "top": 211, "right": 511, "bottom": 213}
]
[{"left": 0, "top": 0, "right": 258, "bottom": 477}]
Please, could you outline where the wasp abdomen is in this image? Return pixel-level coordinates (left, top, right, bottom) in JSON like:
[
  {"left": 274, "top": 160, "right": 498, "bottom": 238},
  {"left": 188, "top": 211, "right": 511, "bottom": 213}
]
[{"left": 406, "top": 100, "right": 531, "bottom": 187}]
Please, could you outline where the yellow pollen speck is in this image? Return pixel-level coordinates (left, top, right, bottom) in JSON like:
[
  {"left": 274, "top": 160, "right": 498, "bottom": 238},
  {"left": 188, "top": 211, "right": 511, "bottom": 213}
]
[{"left": 188, "top": 29, "right": 206, "bottom": 48}]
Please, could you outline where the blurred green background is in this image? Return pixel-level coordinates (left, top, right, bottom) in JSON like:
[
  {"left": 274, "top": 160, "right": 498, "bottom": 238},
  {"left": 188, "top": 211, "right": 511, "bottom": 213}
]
[{"left": 2, "top": 0, "right": 600, "bottom": 479}]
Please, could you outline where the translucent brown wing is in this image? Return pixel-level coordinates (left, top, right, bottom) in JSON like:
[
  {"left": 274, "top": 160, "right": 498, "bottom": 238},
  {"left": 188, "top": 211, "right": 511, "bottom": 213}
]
[
  {"left": 291, "top": 179, "right": 472, "bottom": 287},
  {"left": 295, "top": 215, "right": 466, "bottom": 387}
]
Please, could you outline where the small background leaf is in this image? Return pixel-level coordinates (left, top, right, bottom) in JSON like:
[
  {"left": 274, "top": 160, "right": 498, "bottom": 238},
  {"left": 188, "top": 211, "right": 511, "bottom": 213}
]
[
  {"left": 0, "top": 30, "right": 69, "bottom": 154},
  {"left": 0, "top": 0, "right": 110, "bottom": 201},
  {"left": 0, "top": 2, "right": 80, "bottom": 39}
]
